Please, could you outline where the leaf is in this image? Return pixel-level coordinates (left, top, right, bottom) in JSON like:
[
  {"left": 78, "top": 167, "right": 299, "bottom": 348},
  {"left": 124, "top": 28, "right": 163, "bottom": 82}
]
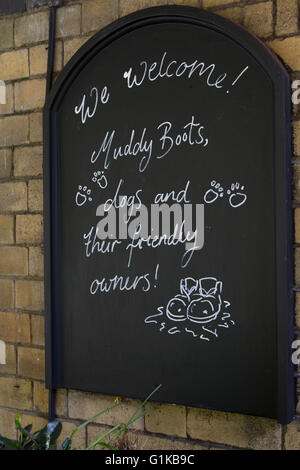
[
  {"left": 34, "top": 421, "right": 62, "bottom": 450},
  {"left": 15, "top": 412, "right": 22, "bottom": 429},
  {"left": 60, "top": 438, "right": 72, "bottom": 451},
  {"left": 0, "top": 434, "right": 23, "bottom": 450},
  {"left": 70, "top": 403, "right": 121, "bottom": 440}
]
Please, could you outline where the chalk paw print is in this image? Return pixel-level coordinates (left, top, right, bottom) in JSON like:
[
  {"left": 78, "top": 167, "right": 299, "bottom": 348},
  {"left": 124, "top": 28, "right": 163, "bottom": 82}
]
[
  {"left": 92, "top": 170, "right": 108, "bottom": 189},
  {"left": 75, "top": 185, "right": 92, "bottom": 207},
  {"left": 227, "top": 183, "right": 247, "bottom": 208},
  {"left": 204, "top": 180, "right": 224, "bottom": 204}
]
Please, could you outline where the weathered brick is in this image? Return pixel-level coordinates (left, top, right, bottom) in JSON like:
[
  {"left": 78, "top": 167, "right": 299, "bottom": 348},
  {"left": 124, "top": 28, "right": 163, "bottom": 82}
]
[
  {"left": 63, "top": 36, "right": 91, "bottom": 66},
  {"left": 284, "top": 419, "right": 300, "bottom": 449},
  {"left": 0, "top": 279, "right": 14, "bottom": 309},
  {"left": 19, "top": 413, "right": 47, "bottom": 433},
  {"left": 56, "top": 5, "right": 81, "bottom": 38},
  {"left": 128, "top": 432, "right": 207, "bottom": 450},
  {"left": 0, "top": 49, "right": 29, "bottom": 80},
  {"left": 0, "top": 246, "right": 28, "bottom": 276},
  {"left": 243, "top": 2, "right": 273, "bottom": 39},
  {"left": 268, "top": 37, "right": 300, "bottom": 71},
  {"left": 0, "top": 408, "right": 17, "bottom": 439},
  {"left": 15, "top": 11, "right": 49, "bottom": 47},
  {"left": 202, "top": 0, "right": 235, "bottom": 7},
  {"left": 294, "top": 121, "right": 300, "bottom": 156},
  {"left": 15, "top": 79, "right": 45, "bottom": 111},
  {"left": 31, "top": 314, "right": 44, "bottom": 346},
  {"left": 0, "top": 377, "right": 32, "bottom": 410},
  {"left": 0, "top": 83, "right": 14, "bottom": 115},
  {"left": 16, "top": 214, "right": 43, "bottom": 243},
  {"left": 82, "top": 0, "right": 119, "bottom": 33},
  {"left": 33, "top": 381, "right": 48, "bottom": 413},
  {"left": 295, "top": 208, "right": 300, "bottom": 243},
  {"left": 295, "top": 292, "right": 300, "bottom": 328},
  {"left": 18, "top": 346, "right": 45, "bottom": 380},
  {"left": 0, "top": 18, "right": 14, "bottom": 51},
  {"left": 29, "top": 112, "right": 43, "bottom": 143},
  {"left": 14, "top": 146, "right": 43, "bottom": 177},
  {"left": 29, "top": 246, "right": 44, "bottom": 277},
  {"left": 120, "top": 0, "right": 169, "bottom": 17},
  {"left": 168, "top": 0, "right": 199, "bottom": 6},
  {"left": 187, "top": 408, "right": 281, "bottom": 450},
  {"left": 87, "top": 423, "right": 117, "bottom": 450},
  {"left": 58, "top": 421, "right": 86, "bottom": 450},
  {"left": 0, "top": 148, "right": 12, "bottom": 178},
  {"left": 145, "top": 403, "right": 186, "bottom": 437},
  {"left": 29, "top": 179, "right": 43, "bottom": 211},
  {"left": 0, "top": 115, "right": 28, "bottom": 146},
  {"left": 29, "top": 42, "right": 62, "bottom": 75},
  {"left": 216, "top": 7, "right": 242, "bottom": 24},
  {"left": 0, "top": 215, "right": 14, "bottom": 243},
  {"left": 294, "top": 163, "right": 300, "bottom": 203},
  {"left": 0, "top": 312, "right": 30, "bottom": 343},
  {"left": 56, "top": 389, "right": 68, "bottom": 417},
  {"left": 0, "top": 182, "right": 27, "bottom": 212},
  {"left": 0, "top": 344, "right": 16, "bottom": 375},
  {"left": 276, "top": 0, "right": 298, "bottom": 36},
  {"left": 68, "top": 390, "right": 143, "bottom": 430},
  {"left": 296, "top": 247, "right": 300, "bottom": 286},
  {"left": 16, "top": 280, "right": 44, "bottom": 311}
]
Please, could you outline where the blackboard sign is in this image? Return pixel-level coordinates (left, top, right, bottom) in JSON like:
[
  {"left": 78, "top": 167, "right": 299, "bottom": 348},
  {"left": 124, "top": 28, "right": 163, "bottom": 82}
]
[{"left": 44, "top": 6, "right": 295, "bottom": 424}]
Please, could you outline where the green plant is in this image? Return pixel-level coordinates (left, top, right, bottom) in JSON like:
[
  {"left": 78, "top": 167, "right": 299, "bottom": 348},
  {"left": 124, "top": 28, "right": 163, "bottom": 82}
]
[{"left": 0, "top": 384, "right": 161, "bottom": 450}]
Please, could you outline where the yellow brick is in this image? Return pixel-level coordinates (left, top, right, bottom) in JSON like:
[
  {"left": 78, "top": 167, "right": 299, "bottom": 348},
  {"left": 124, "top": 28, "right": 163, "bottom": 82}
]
[
  {"left": 0, "top": 344, "right": 16, "bottom": 375},
  {"left": 68, "top": 390, "right": 144, "bottom": 430},
  {"left": 168, "top": 0, "right": 199, "bottom": 6},
  {"left": 294, "top": 121, "right": 300, "bottom": 155},
  {"left": 28, "top": 179, "right": 43, "bottom": 212},
  {"left": 0, "top": 312, "right": 31, "bottom": 343},
  {"left": 268, "top": 37, "right": 300, "bottom": 71},
  {"left": 276, "top": 0, "right": 298, "bottom": 36},
  {"left": 0, "top": 246, "right": 28, "bottom": 276},
  {"left": 29, "top": 112, "right": 43, "bottom": 143},
  {"left": 187, "top": 408, "right": 281, "bottom": 450},
  {"left": 216, "top": 7, "right": 242, "bottom": 24},
  {"left": 63, "top": 36, "right": 91, "bottom": 66},
  {"left": 0, "top": 279, "right": 14, "bottom": 309},
  {"left": 0, "top": 148, "right": 12, "bottom": 178},
  {"left": 295, "top": 208, "right": 300, "bottom": 243},
  {"left": 31, "top": 314, "right": 44, "bottom": 346},
  {"left": 15, "top": 11, "right": 49, "bottom": 47},
  {"left": 0, "top": 408, "right": 17, "bottom": 439},
  {"left": 18, "top": 346, "right": 45, "bottom": 380},
  {"left": 202, "top": 0, "right": 235, "bottom": 7},
  {"left": 56, "top": 5, "right": 81, "bottom": 38},
  {"left": 82, "top": 0, "right": 119, "bottom": 32},
  {"left": 294, "top": 163, "right": 300, "bottom": 203},
  {"left": 16, "top": 214, "right": 43, "bottom": 243},
  {"left": 130, "top": 432, "right": 207, "bottom": 450},
  {"left": 87, "top": 423, "right": 128, "bottom": 450},
  {"left": 0, "top": 376, "right": 32, "bottom": 410},
  {"left": 145, "top": 403, "right": 186, "bottom": 438},
  {"left": 296, "top": 247, "right": 300, "bottom": 286},
  {"left": 15, "top": 79, "right": 45, "bottom": 112},
  {"left": 29, "top": 42, "right": 62, "bottom": 75},
  {"left": 14, "top": 146, "right": 43, "bottom": 177},
  {"left": 19, "top": 414, "right": 48, "bottom": 433},
  {"left": 0, "top": 182, "right": 27, "bottom": 211},
  {"left": 284, "top": 419, "right": 300, "bottom": 449},
  {"left": 0, "top": 215, "right": 14, "bottom": 243},
  {"left": 0, "top": 18, "right": 14, "bottom": 51},
  {"left": 0, "top": 49, "right": 29, "bottom": 80},
  {"left": 33, "top": 381, "right": 48, "bottom": 414},
  {"left": 295, "top": 292, "right": 300, "bottom": 328},
  {"left": 120, "top": 0, "right": 169, "bottom": 16},
  {"left": 0, "top": 115, "right": 28, "bottom": 146},
  {"left": 243, "top": 2, "right": 273, "bottom": 39},
  {"left": 56, "top": 389, "right": 68, "bottom": 417},
  {"left": 16, "top": 279, "right": 44, "bottom": 311},
  {"left": 58, "top": 421, "right": 86, "bottom": 450},
  {"left": 0, "top": 83, "right": 14, "bottom": 115},
  {"left": 29, "top": 246, "right": 44, "bottom": 277}
]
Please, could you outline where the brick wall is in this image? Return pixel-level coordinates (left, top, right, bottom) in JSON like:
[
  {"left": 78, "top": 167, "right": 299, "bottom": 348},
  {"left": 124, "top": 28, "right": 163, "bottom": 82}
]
[{"left": 0, "top": 0, "right": 299, "bottom": 450}]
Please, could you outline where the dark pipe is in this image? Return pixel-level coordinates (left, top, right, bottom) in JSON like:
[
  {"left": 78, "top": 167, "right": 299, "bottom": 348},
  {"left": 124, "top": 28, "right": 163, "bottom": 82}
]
[{"left": 46, "top": 2, "right": 60, "bottom": 422}]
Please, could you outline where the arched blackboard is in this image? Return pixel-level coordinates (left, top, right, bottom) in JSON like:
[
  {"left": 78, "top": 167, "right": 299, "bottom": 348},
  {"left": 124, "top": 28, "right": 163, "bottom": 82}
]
[{"left": 44, "top": 6, "right": 295, "bottom": 424}]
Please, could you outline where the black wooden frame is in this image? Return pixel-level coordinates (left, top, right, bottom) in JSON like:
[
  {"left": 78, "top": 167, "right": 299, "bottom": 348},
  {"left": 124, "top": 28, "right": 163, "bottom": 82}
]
[{"left": 43, "top": 5, "right": 295, "bottom": 424}]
